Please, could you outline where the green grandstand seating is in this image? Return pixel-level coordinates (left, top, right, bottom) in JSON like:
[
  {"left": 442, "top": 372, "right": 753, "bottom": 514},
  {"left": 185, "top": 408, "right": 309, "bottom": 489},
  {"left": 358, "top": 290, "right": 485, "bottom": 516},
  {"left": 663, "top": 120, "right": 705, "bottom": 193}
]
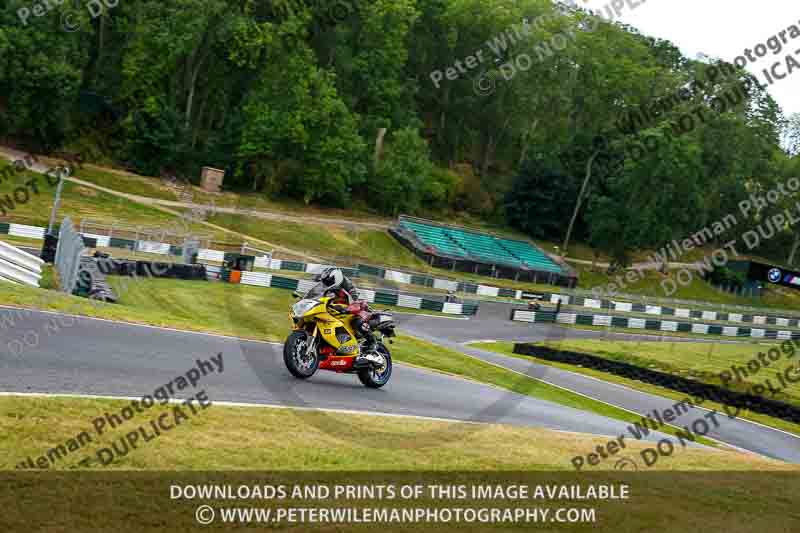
[
  {"left": 398, "top": 219, "right": 563, "bottom": 274},
  {"left": 400, "top": 220, "right": 466, "bottom": 256},
  {"left": 499, "top": 239, "right": 562, "bottom": 273}
]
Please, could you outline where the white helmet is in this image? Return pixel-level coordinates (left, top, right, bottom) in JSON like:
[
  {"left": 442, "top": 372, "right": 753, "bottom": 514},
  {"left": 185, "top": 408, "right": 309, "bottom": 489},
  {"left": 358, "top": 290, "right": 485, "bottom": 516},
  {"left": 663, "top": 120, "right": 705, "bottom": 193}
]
[{"left": 319, "top": 267, "right": 344, "bottom": 290}]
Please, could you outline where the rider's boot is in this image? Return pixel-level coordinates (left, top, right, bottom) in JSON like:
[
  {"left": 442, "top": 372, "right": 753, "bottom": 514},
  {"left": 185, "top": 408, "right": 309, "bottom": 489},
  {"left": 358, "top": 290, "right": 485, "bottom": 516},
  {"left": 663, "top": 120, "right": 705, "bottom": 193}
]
[{"left": 354, "top": 332, "right": 379, "bottom": 366}]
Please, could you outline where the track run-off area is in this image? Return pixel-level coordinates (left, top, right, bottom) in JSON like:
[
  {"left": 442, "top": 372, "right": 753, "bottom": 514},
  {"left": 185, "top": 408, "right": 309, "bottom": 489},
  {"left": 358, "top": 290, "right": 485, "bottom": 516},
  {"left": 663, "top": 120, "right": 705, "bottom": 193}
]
[{"left": 2, "top": 300, "right": 799, "bottom": 464}]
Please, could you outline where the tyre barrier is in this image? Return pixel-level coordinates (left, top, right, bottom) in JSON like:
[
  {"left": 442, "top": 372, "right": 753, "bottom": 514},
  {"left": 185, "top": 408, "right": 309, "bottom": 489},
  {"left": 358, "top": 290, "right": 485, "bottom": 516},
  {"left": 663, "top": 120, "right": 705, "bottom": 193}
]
[
  {"left": 96, "top": 258, "right": 207, "bottom": 280},
  {"left": 76, "top": 257, "right": 117, "bottom": 302},
  {"left": 513, "top": 343, "right": 800, "bottom": 424}
]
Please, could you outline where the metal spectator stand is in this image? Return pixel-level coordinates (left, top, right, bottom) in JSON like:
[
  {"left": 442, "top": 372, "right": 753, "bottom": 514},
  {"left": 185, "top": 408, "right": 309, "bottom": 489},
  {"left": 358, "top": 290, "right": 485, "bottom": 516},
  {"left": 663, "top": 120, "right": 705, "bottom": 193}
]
[{"left": 390, "top": 215, "right": 578, "bottom": 288}]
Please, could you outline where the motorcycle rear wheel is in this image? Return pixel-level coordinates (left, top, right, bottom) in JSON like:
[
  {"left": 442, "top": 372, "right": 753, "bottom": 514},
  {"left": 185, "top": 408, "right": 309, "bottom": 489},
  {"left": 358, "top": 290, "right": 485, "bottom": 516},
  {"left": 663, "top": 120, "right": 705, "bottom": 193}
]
[
  {"left": 284, "top": 331, "right": 318, "bottom": 379},
  {"left": 357, "top": 343, "right": 392, "bottom": 388}
]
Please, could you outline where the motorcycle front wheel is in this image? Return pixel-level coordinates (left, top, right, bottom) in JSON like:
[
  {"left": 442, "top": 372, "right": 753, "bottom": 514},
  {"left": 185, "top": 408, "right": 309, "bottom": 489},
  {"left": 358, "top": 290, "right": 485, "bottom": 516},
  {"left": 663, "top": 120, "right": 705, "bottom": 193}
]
[
  {"left": 357, "top": 343, "right": 392, "bottom": 388},
  {"left": 283, "top": 331, "right": 319, "bottom": 379}
]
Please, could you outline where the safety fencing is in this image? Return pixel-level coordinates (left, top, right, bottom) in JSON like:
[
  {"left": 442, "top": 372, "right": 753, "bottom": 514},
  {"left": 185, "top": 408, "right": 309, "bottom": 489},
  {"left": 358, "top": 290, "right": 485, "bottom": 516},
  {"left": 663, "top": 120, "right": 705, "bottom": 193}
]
[
  {"left": 0, "top": 240, "right": 43, "bottom": 286},
  {"left": 560, "top": 285, "right": 800, "bottom": 317},
  {"left": 78, "top": 219, "right": 215, "bottom": 252},
  {"left": 0, "top": 221, "right": 520, "bottom": 300},
  {"left": 261, "top": 258, "right": 359, "bottom": 278},
  {"left": 0, "top": 220, "right": 479, "bottom": 315},
  {"left": 0, "top": 221, "right": 222, "bottom": 261},
  {"left": 267, "top": 259, "right": 800, "bottom": 322},
  {"left": 233, "top": 271, "right": 480, "bottom": 316},
  {"left": 5, "top": 219, "right": 799, "bottom": 320},
  {"left": 510, "top": 308, "right": 800, "bottom": 341},
  {"left": 525, "top": 291, "right": 800, "bottom": 329},
  {"left": 513, "top": 343, "right": 800, "bottom": 424},
  {"left": 266, "top": 260, "right": 527, "bottom": 298}
]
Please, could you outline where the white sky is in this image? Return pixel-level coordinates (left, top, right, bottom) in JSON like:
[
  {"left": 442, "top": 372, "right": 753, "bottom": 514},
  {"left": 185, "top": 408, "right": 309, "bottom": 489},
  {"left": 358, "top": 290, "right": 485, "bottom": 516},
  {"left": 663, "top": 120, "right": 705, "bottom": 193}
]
[{"left": 581, "top": 0, "right": 800, "bottom": 116}]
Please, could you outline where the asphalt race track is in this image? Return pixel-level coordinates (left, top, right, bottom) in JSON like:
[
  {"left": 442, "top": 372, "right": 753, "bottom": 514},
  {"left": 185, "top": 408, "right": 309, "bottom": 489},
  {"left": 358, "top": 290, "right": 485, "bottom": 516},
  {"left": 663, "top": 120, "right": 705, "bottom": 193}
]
[
  {"left": 397, "top": 302, "right": 800, "bottom": 463},
  {"left": 0, "top": 307, "right": 674, "bottom": 443},
  {"left": 2, "top": 303, "right": 799, "bottom": 463}
]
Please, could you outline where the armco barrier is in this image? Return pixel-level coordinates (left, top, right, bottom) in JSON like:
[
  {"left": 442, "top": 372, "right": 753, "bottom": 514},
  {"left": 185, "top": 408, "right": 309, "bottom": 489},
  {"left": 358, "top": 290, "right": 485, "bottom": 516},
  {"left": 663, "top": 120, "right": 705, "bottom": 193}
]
[
  {"left": 510, "top": 308, "right": 800, "bottom": 341},
  {"left": 54, "top": 218, "right": 85, "bottom": 294},
  {"left": 521, "top": 290, "right": 800, "bottom": 329},
  {"left": 512, "top": 343, "right": 800, "bottom": 424},
  {"left": 237, "top": 271, "right": 479, "bottom": 316},
  {"left": 0, "top": 240, "right": 43, "bottom": 286}
]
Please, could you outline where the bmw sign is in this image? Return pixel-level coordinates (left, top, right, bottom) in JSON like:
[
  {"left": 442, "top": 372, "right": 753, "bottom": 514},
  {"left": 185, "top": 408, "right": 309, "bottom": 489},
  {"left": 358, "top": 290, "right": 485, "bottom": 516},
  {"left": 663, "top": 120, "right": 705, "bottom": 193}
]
[{"left": 768, "top": 268, "right": 782, "bottom": 283}]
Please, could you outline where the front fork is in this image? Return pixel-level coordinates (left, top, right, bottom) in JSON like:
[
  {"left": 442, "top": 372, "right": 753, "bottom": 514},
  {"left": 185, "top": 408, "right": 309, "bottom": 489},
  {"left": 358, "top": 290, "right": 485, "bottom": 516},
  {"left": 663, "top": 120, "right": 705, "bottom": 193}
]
[{"left": 306, "top": 324, "right": 319, "bottom": 358}]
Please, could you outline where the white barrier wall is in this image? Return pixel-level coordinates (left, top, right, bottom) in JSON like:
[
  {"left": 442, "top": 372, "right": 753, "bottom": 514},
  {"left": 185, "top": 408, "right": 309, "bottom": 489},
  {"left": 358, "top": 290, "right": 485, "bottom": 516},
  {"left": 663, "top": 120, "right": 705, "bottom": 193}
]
[
  {"left": 0, "top": 240, "right": 44, "bottom": 287},
  {"left": 8, "top": 224, "right": 45, "bottom": 240}
]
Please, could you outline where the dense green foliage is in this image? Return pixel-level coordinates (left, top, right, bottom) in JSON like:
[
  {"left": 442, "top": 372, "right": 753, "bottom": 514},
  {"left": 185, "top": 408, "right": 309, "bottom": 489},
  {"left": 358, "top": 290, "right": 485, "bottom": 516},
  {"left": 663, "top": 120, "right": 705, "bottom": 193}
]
[{"left": 1, "top": 0, "right": 800, "bottom": 264}]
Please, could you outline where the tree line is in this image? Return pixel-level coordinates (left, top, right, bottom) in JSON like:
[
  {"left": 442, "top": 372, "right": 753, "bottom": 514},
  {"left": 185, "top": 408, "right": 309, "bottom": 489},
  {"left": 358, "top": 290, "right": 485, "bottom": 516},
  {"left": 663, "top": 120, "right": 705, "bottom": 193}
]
[{"left": 1, "top": 0, "right": 800, "bottom": 266}]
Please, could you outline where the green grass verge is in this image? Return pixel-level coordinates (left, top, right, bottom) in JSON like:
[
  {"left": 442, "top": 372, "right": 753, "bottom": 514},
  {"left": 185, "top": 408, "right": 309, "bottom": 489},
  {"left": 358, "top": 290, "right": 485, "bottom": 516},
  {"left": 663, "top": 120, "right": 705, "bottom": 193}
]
[
  {"left": 1, "top": 395, "right": 786, "bottom": 472},
  {"left": 472, "top": 340, "right": 800, "bottom": 436},
  {"left": 390, "top": 336, "right": 721, "bottom": 447},
  {"left": 3, "top": 398, "right": 799, "bottom": 533},
  {"left": 73, "top": 165, "right": 178, "bottom": 200}
]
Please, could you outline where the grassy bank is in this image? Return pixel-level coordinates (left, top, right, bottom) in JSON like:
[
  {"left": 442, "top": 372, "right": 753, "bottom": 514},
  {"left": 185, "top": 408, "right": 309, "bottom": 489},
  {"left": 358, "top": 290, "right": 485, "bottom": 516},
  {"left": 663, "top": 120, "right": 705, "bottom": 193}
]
[
  {"left": 0, "top": 395, "right": 782, "bottom": 471},
  {"left": 11, "top": 156, "right": 800, "bottom": 311},
  {"left": 0, "top": 163, "right": 177, "bottom": 228},
  {"left": 0, "top": 162, "right": 224, "bottom": 244},
  {"left": 208, "top": 213, "right": 424, "bottom": 267},
  {"left": 8, "top": 157, "right": 800, "bottom": 312}
]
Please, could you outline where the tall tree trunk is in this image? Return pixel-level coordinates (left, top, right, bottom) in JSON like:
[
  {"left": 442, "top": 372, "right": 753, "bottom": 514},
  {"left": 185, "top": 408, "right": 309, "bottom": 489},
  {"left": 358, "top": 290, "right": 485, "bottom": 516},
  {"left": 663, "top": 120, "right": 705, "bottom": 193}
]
[
  {"left": 96, "top": 15, "right": 106, "bottom": 83},
  {"left": 518, "top": 119, "right": 539, "bottom": 167},
  {"left": 252, "top": 163, "right": 261, "bottom": 192},
  {"left": 788, "top": 233, "right": 800, "bottom": 265},
  {"left": 191, "top": 86, "right": 210, "bottom": 149},
  {"left": 561, "top": 149, "right": 600, "bottom": 259},
  {"left": 185, "top": 64, "right": 201, "bottom": 131},
  {"left": 481, "top": 117, "right": 511, "bottom": 177},
  {"left": 481, "top": 135, "right": 494, "bottom": 177},
  {"left": 184, "top": 28, "right": 213, "bottom": 132},
  {"left": 373, "top": 128, "right": 388, "bottom": 170}
]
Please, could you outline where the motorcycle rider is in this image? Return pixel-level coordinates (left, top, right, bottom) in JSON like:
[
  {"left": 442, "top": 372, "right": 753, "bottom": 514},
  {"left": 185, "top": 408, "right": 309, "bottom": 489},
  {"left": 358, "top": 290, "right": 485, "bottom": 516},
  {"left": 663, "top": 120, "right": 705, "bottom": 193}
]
[{"left": 312, "top": 267, "right": 378, "bottom": 353}]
